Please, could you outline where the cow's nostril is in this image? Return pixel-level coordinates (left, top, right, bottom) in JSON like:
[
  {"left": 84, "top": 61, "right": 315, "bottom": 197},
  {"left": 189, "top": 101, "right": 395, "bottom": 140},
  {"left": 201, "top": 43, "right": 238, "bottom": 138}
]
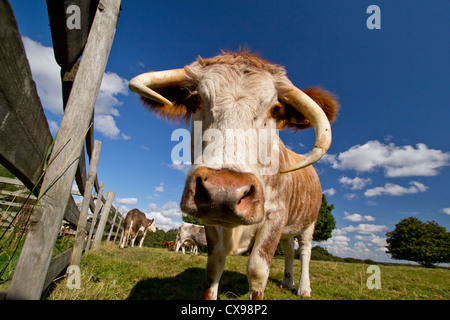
[
  {"left": 238, "top": 185, "right": 255, "bottom": 205},
  {"left": 194, "top": 176, "right": 210, "bottom": 206},
  {"left": 237, "top": 185, "right": 256, "bottom": 213}
]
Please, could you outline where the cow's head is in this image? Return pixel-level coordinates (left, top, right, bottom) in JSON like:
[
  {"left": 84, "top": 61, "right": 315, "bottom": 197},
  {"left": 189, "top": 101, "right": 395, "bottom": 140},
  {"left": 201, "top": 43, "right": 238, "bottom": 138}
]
[
  {"left": 130, "top": 51, "right": 338, "bottom": 228},
  {"left": 147, "top": 218, "right": 156, "bottom": 232}
]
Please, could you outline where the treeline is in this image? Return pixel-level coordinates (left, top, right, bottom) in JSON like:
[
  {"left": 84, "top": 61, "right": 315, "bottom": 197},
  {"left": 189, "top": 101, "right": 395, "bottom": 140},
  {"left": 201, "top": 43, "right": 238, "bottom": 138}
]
[
  {"left": 309, "top": 245, "right": 378, "bottom": 265},
  {"left": 142, "top": 228, "right": 178, "bottom": 248}
]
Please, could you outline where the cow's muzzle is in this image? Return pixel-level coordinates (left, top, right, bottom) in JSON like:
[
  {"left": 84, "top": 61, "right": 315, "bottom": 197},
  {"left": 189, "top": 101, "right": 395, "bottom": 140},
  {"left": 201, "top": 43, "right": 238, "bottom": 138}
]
[{"left": 180, "top": 167, "right": 264, "bottom": 228}]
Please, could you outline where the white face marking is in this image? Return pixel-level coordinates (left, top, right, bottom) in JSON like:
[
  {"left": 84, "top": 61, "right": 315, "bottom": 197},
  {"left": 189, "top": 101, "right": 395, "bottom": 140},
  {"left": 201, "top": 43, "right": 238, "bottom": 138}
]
[{"left": 187, "top": 64, "right": 279, "bottom": 184}]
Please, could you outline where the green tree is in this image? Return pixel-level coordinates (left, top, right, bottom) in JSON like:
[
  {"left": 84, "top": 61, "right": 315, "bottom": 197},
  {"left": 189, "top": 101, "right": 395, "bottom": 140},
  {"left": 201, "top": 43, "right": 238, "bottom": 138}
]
[
  {"left": 143, "top": 228, "right": 178, "bottom": 247},
  {"left": 313, "top": 194, "right": 336, "bottom": 242},
  {"left": 182, "top": 214, "right": 204, "bottom": 226},
  {"left": 386, "top": 217, "right": 450, "bottom": 268}
]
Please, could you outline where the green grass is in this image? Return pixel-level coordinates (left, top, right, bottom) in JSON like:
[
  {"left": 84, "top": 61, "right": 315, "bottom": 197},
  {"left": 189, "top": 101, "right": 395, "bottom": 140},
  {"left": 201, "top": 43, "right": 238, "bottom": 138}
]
[{"left": 44, "top": 243, "right": 450, "bottom": 300}]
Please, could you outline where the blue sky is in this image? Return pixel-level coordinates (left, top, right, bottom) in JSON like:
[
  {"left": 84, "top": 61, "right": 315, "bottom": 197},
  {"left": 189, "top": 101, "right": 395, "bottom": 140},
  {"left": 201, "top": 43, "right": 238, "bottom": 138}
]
[{"left": 10, "top": 1, "right": 450, "bottom": 263}]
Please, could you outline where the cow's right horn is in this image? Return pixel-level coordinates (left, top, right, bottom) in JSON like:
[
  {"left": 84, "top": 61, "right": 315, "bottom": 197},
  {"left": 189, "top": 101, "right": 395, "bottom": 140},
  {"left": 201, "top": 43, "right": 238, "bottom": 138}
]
[
  {"left": 129, "top": 68, "right": 187, "bottom": 106},
  {"left": 279, "top": 86, "right": 332, "bottom": 173}
]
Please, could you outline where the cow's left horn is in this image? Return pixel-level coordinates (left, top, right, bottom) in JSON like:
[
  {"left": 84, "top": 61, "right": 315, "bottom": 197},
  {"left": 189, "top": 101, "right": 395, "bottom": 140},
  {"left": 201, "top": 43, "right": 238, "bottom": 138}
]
[
  {"left": 279, "top": 86, "right": 332, "bottom": 173},
  {"left": 129, "top": 68, "right": 187, "bottom": 106}
]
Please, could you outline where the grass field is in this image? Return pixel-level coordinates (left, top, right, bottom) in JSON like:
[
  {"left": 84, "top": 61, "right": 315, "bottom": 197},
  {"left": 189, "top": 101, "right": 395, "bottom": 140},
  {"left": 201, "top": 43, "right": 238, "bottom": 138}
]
[{"left": 44, "top": 243, "right": 449, "bottom": 300}]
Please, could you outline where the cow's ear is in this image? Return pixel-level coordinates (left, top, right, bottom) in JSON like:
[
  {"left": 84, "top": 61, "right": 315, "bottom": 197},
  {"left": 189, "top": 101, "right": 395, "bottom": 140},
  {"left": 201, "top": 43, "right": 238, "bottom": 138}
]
[
  {"left": 140, "top": 87, "right": 199, "bottom": 124},
  {"left": 275, "top": 86, "right": 339, "bottom": 131}
]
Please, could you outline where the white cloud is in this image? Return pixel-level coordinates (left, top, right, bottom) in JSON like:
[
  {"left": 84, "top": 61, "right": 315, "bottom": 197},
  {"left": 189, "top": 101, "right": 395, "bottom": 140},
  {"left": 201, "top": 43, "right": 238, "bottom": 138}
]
[
  {"left": 355, "top": 234, "right": 387, "bottom": 248},
  {"left": 155, "top": 182, "right": 164, "bottom": 192},
  {"left": 169, "top": 161, "right": 191, "bottom": 174},
  {"left": 364, "top": 181, "right": 428, "bottom": 197},
  {"left": 322, "top": 140, "right": 450, "bottom": 177},
  {"left": 93, "top": 71, "right": 129, "bottom": 140},
  {"left": 343, "top": 212, "right": 375, "bottom": 222},
  {"left": 323, "top": 188, "right": 336, "bottom": 196},
  {"left": 94, "top": 114, "right": 120, "bottom": 139},
  {"left": 344, "top": 193, "right": 358, "bottom": 201},
  {"left": 339, "top": 176, "right": 372, "bottom": 190},
  {"left": 342, "top": 224, "right": 388, "bottom": 234},
  {"left": 146, "top": 201, "right": 183, "bottom": 231},
  {"left": 22, "top": 36, "right": 62, "bottom": 114},
  {"left": 319, "top": 227, "right": 388, "bottom": 261},
  {"left": 116, "top": 197, "right": 138, "bottom": 205},
  {"left": 441, "top": 208, "right": 450, "bottom": 215},
  {"left": 22, "top": 36, "right": 130, "bottom": 140}
]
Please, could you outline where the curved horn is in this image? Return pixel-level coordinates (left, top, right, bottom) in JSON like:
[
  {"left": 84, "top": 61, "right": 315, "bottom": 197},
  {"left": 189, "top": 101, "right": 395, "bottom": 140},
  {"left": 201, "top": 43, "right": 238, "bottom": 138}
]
[
  {"left": 279, "top": 86, "right": 332, "bottom": 173},
  {"left": 129, "top": 68, "right": 187, "bottom": 106}
]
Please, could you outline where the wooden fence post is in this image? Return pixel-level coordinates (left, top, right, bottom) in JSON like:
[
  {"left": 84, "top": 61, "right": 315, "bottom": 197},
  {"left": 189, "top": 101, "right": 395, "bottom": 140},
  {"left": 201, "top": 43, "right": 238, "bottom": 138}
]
[
  {"left": 91, "top": 191, "right": 115, "bottom": 250},
  {"left": 113, "top": 216, "right": 123, "bottom": 242},
  {"left": 85, "top": 182, "right": 104, "bottom": 255},
  {"left": 107, "top": 207, "right": 119, "bottom": 242},
  {"left": 6, "top": 0, "right": 121, "bottom": 300},
  {"left": 69, "top": 140, "right": 101, "bottom": 266}
]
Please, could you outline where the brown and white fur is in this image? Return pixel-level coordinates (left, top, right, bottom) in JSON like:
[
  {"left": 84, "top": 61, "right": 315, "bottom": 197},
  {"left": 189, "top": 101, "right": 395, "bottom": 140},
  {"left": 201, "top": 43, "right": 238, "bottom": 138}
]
[
  {"left": 134, "top": 51, "right": 338, "bottom": 299},
  {"left": 175, "top": 222, "right": 207, "bottom": 254},
  {"left": 120, "top": 208, "right": 156, "bottom": 249}
]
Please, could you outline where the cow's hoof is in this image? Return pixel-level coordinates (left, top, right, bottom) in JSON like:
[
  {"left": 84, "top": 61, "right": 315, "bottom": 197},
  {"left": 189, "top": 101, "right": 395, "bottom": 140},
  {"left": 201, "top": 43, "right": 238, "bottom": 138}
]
[
  {"left": 297, "top": 288, "right": 311, "bottom": 298},
  {"left": 279, "top": 280, "right": 294, "bottom": 290}
]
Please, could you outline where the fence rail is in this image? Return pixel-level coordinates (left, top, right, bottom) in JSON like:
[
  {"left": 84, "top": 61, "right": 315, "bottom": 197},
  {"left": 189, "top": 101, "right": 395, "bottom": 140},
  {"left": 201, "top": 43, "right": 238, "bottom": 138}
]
[{"left": 0, "top": 0, "right": 123, "bottom": 299}]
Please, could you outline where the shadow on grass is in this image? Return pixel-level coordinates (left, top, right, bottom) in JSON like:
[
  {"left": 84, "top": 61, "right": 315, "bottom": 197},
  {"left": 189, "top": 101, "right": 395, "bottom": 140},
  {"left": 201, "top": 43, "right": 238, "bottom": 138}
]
[{"left": 127, "top": 267, "right": 248, "bottom": 300}]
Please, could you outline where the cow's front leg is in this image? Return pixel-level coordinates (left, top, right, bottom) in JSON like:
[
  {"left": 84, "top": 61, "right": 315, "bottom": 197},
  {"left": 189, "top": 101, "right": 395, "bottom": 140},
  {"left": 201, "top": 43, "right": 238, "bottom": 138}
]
[
  {"left": 247, "top": 217, "right": 284, "bottom": 300},
  {"left": 138, "top": 230, "right": 147, "bottom": 247},
  {"left": 202, "top": 226, "right": 226, "bottom": 300},
  {"left": 297, "top": 223, "right": 315, "bottom": 297},
  {"left": 280, "top": 237, "right": 295, "bottom": 290},
  {"left": 202, "top": 248, "right": 226, "bottom": 300},
  {"left": 131, "top": 234, "right": 137, "bottom": 247}
]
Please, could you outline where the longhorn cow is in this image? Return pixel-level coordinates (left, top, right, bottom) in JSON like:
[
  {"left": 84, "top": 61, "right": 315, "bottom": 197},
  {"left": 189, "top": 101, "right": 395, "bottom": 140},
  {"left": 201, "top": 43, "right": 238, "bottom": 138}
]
[{"left": 129, "top": 51, "right": 338, "bottom": 299}]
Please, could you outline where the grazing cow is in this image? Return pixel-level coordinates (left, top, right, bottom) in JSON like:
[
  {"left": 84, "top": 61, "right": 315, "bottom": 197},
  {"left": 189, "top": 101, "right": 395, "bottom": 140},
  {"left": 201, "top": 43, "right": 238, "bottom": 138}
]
[
  {"left": 175, "top": 222, "right": 207, "bottom": 254},
  {"left": 119, "top": 208, "right": 156, "bottom": 248},
  {"left": 161, "top": 241, "right": 175, "bottom": 249},
  {"left": 129, "top": 51, "right": 338, "bottom": 299}
]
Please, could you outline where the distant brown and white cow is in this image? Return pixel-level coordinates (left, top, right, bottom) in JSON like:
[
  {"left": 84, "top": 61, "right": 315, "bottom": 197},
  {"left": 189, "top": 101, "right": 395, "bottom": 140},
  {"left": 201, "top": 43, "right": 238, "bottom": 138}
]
[
  {"left": 175, "top": 222, "right": 207, "bottom": 254},
  {"left": 119, "top": 208, "right": 156, "bottom": 248},
  {"left": 129, "top": 51, "right": 338, "bottom": 299}
]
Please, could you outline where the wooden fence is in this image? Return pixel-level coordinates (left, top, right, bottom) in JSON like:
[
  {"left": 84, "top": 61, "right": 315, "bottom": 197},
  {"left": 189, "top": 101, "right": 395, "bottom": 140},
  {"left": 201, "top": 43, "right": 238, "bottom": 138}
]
[{"left": 0, "top": 0, "right": 123, "bottom": 299}]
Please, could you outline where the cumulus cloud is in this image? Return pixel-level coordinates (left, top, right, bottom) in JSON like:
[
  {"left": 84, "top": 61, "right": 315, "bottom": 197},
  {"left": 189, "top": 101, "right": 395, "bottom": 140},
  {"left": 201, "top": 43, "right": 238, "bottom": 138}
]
[
  {"left": 22, "top": 36, "right": 62, "bottom": 114},
  {"left": 169, "top": 161, "right": 192, "bottom": 174},
  {"left": 320, "top": 227, "right": 388, "bottom": 261},
  {"left": 321, "top": 140, "right": 450, "bottom": 177},
  {"left": 116, "top": 197, "right": 138, "bottom": 205},
  {"left": 94, "top": 71, "right": 130, "bottom": 139},
  {"left": 323, "top": 188, "right": 336, "bottom": 196},
  {"left": 342, "top": 224, "right": 388, "bottom": 234},
  {"left": 344, "top": 193, "right": 358, "bottom": 201},
  {"left": 343, "top": 212, "right": 375, "bottom": 222},
  {"left": 339, "top": 176, "right": 372, "bottom": 190},
  {"left": 441, "top": 208, "right": 450, "bottom": 215},
  {"left": 22, "top": 36, "right": 130, "bottom": 140},
  {"left": 354, "top": 234, "right": 387, "bottom": 248},
  {"left": 146, "top": 201, "right": 183, "bottom": 231},
  {"left": 155, "top": 182, "right": 164, "bottom": 192},
  {"left": 364, "top": 181, "right": 428, "bottom": 197},
  {"left": 320, "top": 223, "right": 389, "bottom": 261}
]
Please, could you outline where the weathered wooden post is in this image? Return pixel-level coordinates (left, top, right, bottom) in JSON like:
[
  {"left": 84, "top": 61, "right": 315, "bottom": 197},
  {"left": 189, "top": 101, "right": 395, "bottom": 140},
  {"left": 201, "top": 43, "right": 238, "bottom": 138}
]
[
  {"left": 69, "top": 140, "right": 101, "bottom": 266},
  {"left": 85, "top": 182, "right": 104, "bottom": 255},
  {"left": 113, "top": 216, "right": 123, "bottom": 242},
  {"left": 106, "top": 207, "right": 119, "bottom": 241},
  {"left": 7, "top": 0, "right": 121, "bottom": 300},
  {"left": 91, "top": 191, "right": 115, "bottom": 250}
]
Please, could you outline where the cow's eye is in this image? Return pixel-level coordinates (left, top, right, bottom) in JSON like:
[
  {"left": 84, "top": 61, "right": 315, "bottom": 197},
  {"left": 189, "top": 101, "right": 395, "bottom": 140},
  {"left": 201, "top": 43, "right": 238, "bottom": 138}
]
[
  {"left": 268, "top": 102, "right": 283, "bottom": 120},
  {"left": 186, "top": 90, "right": 199, "bottom": 105}
]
